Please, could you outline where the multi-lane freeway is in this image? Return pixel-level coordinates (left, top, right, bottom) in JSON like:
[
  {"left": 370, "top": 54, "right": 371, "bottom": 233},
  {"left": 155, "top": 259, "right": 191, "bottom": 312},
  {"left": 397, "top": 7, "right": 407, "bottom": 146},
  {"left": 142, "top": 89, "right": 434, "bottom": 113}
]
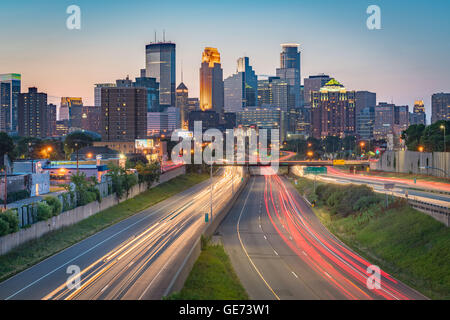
[
  {"left": 220, "top": 173, "right": 427, "bottom": 300},
  {"left": 0, "top": 168, "right": 241, "bottom": 300}
]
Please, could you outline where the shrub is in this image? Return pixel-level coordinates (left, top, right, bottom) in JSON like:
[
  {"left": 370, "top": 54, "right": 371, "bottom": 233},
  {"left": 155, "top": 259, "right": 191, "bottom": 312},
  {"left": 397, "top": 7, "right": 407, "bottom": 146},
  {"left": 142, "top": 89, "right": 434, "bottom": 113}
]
[
  {"left": 44, "top": 196, "right": 62, "bottom": 216},
  {"left": 36, "top": 202, "right": 53, "bottom": 221},
  {"left": 0, "top": 218, "right": 9, "bottom": 236},
  {"left": 353, "top": 196, "right": 381, "bottom": 212},
  {"left": 1, "top": 190, "right": 31, "bottom": 204},
  {"left": 0, "top": 209, "right": 19, "bottom": 235}
]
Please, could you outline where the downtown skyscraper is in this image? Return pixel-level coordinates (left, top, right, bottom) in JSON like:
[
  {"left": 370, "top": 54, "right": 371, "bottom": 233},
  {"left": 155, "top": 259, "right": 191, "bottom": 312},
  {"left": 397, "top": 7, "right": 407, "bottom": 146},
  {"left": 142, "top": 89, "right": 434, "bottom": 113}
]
[
  {"left": 276, "top": 44, "right": 301, "bottom": 132},
  {"left": 224, "top": 57, "right": 258, "bottom": 113},
  {"left": 18, "top": 87, "right": 51, "bottom": 138},
  {"left": 145, "top": 42, "right": 176, "bottom": 109},
  {"left": 199, "top": 47, "right": 224, "bottom": 116},
  {"left": 0, "top": 73, "right": 21, "bottom": 134}
]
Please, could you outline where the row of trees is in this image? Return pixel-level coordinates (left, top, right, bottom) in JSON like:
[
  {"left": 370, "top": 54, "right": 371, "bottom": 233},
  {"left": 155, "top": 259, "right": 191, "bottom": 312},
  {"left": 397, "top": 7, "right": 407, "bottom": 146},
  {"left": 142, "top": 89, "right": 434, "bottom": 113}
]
[
  {"left": 284, "top": 135, "right": 364, "bottom": 159},
  {"left": 0, "top": 131, "right": 97, "bottom": 164},
  {"left": 401, "top": 120, "right": 449, "bottom": 152}
]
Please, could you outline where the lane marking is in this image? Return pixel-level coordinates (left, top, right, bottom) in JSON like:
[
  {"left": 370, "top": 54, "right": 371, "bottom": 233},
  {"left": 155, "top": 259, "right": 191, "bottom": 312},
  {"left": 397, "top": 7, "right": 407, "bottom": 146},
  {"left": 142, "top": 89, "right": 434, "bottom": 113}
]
[
  {"left": 237, "top": 178, "right": 280, "bottom": 301},
  {"left": 291, "top": 272, "right": 298, "bottom": 279}
]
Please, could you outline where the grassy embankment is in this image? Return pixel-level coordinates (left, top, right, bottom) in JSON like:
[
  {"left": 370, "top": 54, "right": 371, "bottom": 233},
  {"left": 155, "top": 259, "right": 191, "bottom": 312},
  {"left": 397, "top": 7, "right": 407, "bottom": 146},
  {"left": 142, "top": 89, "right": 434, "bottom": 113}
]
[
  {"left": 0, "top": 173, "right": 209, "bottom": 282},
  {"left": 167, "top": 237, "right": 249, "bottom": 300},
  {"left": 291, "top": 176, "right": 450, "bottom": 300}
]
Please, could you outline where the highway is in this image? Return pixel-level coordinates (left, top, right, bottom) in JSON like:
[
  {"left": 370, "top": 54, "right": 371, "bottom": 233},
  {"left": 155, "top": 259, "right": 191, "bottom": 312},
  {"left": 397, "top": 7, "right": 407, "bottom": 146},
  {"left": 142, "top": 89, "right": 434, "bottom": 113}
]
[
  {"left": 323, "top": 167, "right": 450, "bottom": 206},
  {"left": 0, "top": 168, "right": 242, "bottom": 300},
  {"left": 219, "top": 173, "right": 427, "bottom": 300}
]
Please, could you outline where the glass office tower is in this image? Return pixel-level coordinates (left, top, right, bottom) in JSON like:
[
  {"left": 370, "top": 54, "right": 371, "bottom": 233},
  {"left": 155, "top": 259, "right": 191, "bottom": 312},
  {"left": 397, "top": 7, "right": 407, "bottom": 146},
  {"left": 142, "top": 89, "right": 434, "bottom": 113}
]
[
  {"left": 0, "top": 73, "right": 21, "bottom": 134},
  {"left": 145, "top": 42, "right": 176, "bottom": 108}
]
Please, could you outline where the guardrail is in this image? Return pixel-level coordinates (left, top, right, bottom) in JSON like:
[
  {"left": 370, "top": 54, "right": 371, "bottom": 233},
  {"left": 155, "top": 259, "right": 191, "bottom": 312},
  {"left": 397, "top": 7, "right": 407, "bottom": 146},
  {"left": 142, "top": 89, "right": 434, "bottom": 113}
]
[{"left": 407, "top": 199, "right": 450, "bottom": 227}]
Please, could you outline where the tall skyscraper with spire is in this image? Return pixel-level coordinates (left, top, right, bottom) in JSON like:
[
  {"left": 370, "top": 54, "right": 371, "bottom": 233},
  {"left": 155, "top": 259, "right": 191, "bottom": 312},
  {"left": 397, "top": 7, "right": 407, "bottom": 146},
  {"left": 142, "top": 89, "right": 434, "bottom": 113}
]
[
  {"left": 145, "top": 41, "right": 176, "bottom": 109},
  {"left": 199, "top": 47, "right": 224, "bottom": 116}
]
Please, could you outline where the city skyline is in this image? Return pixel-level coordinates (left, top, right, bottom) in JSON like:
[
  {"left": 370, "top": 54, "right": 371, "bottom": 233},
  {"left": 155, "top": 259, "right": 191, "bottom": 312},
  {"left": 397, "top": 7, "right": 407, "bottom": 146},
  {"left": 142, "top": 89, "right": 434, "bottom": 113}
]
[{"left": 1, "top": 0, "right": 449, "bottom": 121}]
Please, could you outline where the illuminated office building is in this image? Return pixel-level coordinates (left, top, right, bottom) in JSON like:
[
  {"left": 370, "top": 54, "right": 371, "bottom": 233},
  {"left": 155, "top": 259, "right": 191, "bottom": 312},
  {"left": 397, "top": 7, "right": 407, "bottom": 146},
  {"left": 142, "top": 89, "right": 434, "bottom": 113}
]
[
  {"left": 409, "top": 100, "right": 426, "bottom": 125},
  {"left": 224, "top": 57, "right": 258, "bottom": 112},
  {"left": 311, "top": 79, "right": 356, "bottom": 139},
  {"left": 145, "top": 42, "right": 176, "bottom": 108},
  {"left": 0, "top": 73, "right": 21, "bottom": 133},
  {"left": 431, "top": 93, "right": 449, "bottom": 123},
  {"left": 60, "top": 97, "right": 83, "bottom": 121},
  {"left": 199, "top": 47, "right": 224, "bottom": 116}
]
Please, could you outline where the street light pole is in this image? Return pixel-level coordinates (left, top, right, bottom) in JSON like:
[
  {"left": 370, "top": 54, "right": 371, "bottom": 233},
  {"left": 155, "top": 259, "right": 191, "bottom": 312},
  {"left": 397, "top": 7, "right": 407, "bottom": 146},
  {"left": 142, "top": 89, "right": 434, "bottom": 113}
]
[{"left": 210, "top": 162, "right": 213, "bottom": 222}]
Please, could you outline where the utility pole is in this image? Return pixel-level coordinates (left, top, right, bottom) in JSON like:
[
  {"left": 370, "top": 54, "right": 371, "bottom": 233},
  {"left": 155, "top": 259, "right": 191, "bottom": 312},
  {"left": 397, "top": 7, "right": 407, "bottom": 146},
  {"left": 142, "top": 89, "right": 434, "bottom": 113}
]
[
  {"left": 75, "top": 143, "right": 79, "bottom": 174},
  {"left": 3, "top": 168, "right": 7, "bottom": 211}
]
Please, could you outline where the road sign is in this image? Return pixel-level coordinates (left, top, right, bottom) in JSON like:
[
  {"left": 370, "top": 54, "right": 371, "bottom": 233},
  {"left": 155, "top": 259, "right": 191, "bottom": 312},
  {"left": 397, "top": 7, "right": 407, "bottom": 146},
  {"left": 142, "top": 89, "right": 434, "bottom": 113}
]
[
  {"left": 304, "top": 167, "right": 328, "bottom": 175},
  {"left": 333, "top": 160, "right": 345, "bottom": 166},
  {"left": 384, "top": 183, "right": 395, "bottom": 190},
  {"left": 205, "top": 213, "right": 209, "bottom": 223}
]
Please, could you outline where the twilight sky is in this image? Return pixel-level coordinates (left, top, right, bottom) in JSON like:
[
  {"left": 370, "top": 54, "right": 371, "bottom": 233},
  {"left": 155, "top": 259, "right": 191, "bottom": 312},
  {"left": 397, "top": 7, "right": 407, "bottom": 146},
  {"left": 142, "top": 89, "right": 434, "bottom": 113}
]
[{"left": 1, "top": 0, "right": 449, "bottom": 121}]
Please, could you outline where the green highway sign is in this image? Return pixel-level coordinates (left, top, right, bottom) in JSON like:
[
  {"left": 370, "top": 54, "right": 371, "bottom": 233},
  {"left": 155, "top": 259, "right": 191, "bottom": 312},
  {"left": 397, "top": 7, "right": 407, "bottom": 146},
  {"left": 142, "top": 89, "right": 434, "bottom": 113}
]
[{"left": 303, "top": 166, "right": 328, "bottom": 175}]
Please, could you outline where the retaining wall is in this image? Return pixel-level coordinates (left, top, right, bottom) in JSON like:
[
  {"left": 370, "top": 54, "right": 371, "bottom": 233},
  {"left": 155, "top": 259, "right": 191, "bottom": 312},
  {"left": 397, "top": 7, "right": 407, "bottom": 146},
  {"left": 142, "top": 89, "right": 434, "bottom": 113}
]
[{"left": 0, "top": 166, "right": 185, "bottom": 256}]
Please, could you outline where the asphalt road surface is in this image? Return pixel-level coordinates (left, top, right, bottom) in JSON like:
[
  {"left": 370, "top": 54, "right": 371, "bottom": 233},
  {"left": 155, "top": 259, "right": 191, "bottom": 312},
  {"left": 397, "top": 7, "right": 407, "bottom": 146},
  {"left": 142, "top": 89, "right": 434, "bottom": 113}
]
[
  {"left": 219, "top": 174, "right": 428, "bottom": 300},
  {"left": 0, "top": 168, "right": 241, "bottom": 300}
]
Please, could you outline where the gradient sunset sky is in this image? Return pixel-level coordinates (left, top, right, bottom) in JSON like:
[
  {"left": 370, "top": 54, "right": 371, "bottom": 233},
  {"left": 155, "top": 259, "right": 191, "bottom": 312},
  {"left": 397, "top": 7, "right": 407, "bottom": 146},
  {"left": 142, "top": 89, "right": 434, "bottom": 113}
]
[{"left": 1, "top": 0, "right": 449, "bottom": 120}]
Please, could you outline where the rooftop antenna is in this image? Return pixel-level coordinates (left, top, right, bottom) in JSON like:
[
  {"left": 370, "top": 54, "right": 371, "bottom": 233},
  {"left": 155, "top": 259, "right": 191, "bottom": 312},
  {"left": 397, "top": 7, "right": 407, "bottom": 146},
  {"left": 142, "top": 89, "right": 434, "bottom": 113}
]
[
  {"left": 154, "top": 30, "right": 156, "bottom": 42},
  {"left": 180, "top": 60, "right": 184, "bottom": 83},
  {"left": 163, "top": 30, "right": 166, "bottom": 42}
]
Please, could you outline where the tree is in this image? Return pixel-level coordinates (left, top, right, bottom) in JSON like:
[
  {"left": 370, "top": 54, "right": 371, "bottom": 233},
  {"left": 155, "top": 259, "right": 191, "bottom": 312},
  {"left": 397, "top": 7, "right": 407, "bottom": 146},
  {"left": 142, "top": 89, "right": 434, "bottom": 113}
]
[
  {"left": 0, "top": 132, "right": 15, "bottom": 162},
  {"left": 136, "top": 161, "right": 161, "bottom": 189},
  {"left": 402, "top": 124, "right": 426, "bottom": 151},
  {"left": 107, "top": 164, "right": 138, "bottom": 198},
  {"left": 64, "top": 132, "right": 94, "bottom": 159}
]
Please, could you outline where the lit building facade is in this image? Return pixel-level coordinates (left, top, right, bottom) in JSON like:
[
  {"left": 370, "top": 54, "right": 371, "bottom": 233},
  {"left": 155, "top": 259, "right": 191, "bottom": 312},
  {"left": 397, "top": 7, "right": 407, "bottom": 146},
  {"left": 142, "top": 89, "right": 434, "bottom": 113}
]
[
  {"left": 310, "top": 79, "right": 356, "bottom": 139},
  {"left": 237, "top": 107, "right": 288, "bottom": 142},
  {"left": 355, "top": 91, "right": 376, "bottom": 140},
  {"left": 0, "top": 73, "right": 21, "bottom": 134},
  {"left": 176, "top": 82, "right": 189, "bottom": 129},
  {"left": 18, "top": 87, "right": 49, "bottom": 138},
  {"left": 410, "top": 100, "right": 426, "bottom": 125},
  {"left": 224, "top": 57, "right": 258, "bottom": 113},
  {"left": 145, "top": 42, "right": 176, "bottom": 108},
  {"left": 374, "top": 103, "right": 395, "bottom": 140},
  {"left": 95, "top": 83, "right": 116, "bottom": 107},
  {"left": 257, "top": 77, "right": 289, "bottom": 110},
  {"left": 199, "top": 47, "right": 224, "bottom": 116},
  {"left": 60, "top": 97, "right": 83, "bottom": 122},
  {"left": 100, "top": 87, "right": 147, "bottom": 141},
  {"left": 431, "top": 93, "right": 450, "bottom": 124}
]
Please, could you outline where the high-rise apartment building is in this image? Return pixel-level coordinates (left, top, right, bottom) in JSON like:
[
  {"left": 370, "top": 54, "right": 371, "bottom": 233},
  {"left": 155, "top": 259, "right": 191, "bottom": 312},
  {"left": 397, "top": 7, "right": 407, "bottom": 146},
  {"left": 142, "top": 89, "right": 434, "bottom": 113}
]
[
  {"left": 145, "top": 42, "right": 176, "bottom": 108},
  {"left": 18, "top": 87, "right": 49, "bottom": 138},
  {"left": 200, "top": 47, "right": 224, "bottom": 116},
  {"left": 0, "top": 73, "right": 21, "bottom": 133},
  {"left": 310, "top": 79, "right": 356, "bottom": 139},
  {"left": 95, "top": 83, "right": 116, "bottom": 107},
  {"left": 431, "top": 93, "right": 450, "bottom": 124},
  {"left": 100, "top": 87, "right": 147, "bottom": 141},
  {"left": 224, "top": 57, "right": 258, "bottom": 113},
  {"left": 237, "top": 107, "right": 288, "bottom": 142}
]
